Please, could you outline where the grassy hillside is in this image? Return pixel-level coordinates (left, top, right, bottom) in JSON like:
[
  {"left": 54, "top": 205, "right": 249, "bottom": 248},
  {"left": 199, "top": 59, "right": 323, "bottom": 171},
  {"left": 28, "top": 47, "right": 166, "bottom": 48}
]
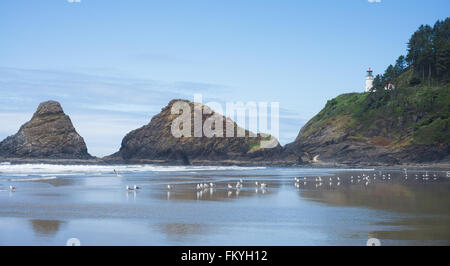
[{"left": 300, "top": 69, "right": 449, "bottom": 156}]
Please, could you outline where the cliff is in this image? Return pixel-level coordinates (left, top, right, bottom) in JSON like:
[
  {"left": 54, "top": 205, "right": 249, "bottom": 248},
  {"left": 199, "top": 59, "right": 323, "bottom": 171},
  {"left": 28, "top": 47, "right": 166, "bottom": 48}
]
[{"left": 284, "top": 82, "right": 449, "bottom": 166}]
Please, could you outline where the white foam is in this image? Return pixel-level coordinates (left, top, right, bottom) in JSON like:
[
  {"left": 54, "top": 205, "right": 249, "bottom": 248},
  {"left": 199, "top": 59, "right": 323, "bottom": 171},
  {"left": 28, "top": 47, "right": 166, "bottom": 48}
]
[
  {"left": 0, "top": 163, "right": 266, "bottom": 175},
  {"left": 9, "top": 176, "right": 58, "bottom": 182}
]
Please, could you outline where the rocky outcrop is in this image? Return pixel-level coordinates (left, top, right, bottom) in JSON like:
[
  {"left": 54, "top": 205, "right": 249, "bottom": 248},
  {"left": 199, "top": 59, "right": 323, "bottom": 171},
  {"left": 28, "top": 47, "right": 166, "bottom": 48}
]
[
  {"left": 284, "top": 85, "right": 450, "bottom": 166},
  {"left": 110, "top": 99, "right": 282, "bottom": 164},
  {"left": 283, "top": 114, "right": 403, "bottom": 165},
  {"left": 0, "top": 101, "right": 92, "bottom": 159}
]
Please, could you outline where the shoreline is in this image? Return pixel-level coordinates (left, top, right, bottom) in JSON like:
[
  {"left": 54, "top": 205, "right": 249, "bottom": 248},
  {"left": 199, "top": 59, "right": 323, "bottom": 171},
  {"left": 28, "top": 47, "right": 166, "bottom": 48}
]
[{"left": 0, "top": 157, "right": 449, "bottom": 170}]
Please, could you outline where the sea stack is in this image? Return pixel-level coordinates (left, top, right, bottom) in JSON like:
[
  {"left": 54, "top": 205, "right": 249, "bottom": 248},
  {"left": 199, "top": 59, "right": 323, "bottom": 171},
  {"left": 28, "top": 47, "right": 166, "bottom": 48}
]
[
  {"left": 110, "top": 99, "right": 282, "bottom": 164},
  {"left": 0, "top": 101, "right": 92, "bottom": 159}
]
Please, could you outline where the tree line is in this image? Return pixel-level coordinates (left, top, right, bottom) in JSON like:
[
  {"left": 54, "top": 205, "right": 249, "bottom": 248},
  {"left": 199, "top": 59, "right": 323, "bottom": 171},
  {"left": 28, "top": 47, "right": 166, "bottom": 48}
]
[{"left": 373, "top": 17, "right": 449, "bottom": 89}]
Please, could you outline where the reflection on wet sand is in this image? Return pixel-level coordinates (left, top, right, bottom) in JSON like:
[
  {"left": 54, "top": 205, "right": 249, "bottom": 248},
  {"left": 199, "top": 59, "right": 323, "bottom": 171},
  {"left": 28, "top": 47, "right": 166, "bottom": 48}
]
[
  {"left": 371, "top": 217, "right": 450, "bottom": 245},
  {"left": 296, "top": 170, "right": 450, "bottom": 245},
  {"left": 30, "top": 219, "right": 64, "bottom": 236},
  {"left": 158, "top": 223, "right": 210, "bottom": 236},
  {"left": 156, "top": 222, "right": 212, "bottom": 243},
  {"left": 42, "top": 178, "right": 77, "bottom": 187},
  {"left": 299, "top": 175, "right": 450, "bottom": 214}
]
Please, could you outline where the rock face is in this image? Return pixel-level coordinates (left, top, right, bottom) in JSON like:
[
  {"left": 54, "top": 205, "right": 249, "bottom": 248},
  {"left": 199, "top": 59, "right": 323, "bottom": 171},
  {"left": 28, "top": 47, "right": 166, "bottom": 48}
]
[
  {"left": 0, "top": 101, "right": 92, "bottom": 159},
  {"left": 111, "top": 99, "right": 282, "bottom": 164},
  {"left": 284, "top": 84, "right": 450, "bottom": 166}
]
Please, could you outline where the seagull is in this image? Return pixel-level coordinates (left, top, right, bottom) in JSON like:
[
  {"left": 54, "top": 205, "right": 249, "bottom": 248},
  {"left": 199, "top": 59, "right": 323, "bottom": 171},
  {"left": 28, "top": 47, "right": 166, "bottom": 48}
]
[
  {"left": 126, "top": 185, "right": 134, "bottom": 191},
  {"left": 114, "top": 169, "right": 122, "bottom": 177},
  {"left": 134, "top": 185, "right": 141, "bottom": 190},
  {"left": 255, "top": 181, "right": 259, "bottom": 187},
  {"left": 228, "top": 184, "right": 233, "bottom": 190},
  {"left": 303, "top": 151, "right": 320, "bottom": 163},
  {"left": 167, "top": 185, "right": 173, "bottom": 190},
  {"left": 209, "top": 182, "right": 215, "bottom": 188},
  {"left": 312, "top": 155, "right": 320, "bottom": 163},
  {"left": 9, "top": 185, "right": 16, "bottom": 192},
  {"left": 260, "top": 183, "right": 267, "bottom": 189}
]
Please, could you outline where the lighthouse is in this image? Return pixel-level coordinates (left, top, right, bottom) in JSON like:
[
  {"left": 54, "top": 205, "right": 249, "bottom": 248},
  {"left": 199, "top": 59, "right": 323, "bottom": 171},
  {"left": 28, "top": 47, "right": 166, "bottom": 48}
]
[{"left": 365, "top": 68, "right": 374, "bottom": 92}]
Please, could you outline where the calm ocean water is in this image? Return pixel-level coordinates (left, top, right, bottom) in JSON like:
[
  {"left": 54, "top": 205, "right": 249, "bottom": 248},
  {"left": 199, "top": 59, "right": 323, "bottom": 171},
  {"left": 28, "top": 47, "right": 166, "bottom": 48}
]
[{"left": 0, "top": 163, "right": 449, "bottom": 246}]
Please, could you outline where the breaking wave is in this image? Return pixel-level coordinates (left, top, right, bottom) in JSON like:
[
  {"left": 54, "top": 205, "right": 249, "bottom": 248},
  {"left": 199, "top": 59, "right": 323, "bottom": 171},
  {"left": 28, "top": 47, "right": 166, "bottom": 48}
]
[
  {"left": 9, "top": 176, "right": 58, "bottom": 182},
  {"left": 0, "top": 163, "right": 266, "bottom": 175}
]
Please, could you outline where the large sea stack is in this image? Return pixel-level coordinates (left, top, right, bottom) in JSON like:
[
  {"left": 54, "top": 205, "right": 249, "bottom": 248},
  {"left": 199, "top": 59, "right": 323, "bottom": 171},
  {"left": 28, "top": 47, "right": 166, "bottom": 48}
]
[
  {"left": 0, "top": 101, "right": 92, "bottom": 159},
  {"left": 110, "top": 99, "right": 282, "bottom": 165}
]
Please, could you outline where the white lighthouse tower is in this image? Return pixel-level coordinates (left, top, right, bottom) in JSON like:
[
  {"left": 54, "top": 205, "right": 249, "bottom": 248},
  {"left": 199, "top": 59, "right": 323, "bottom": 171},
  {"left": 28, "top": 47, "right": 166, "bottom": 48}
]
[{"left": 365, "top": 68, "right": 374, "bottom": 92}]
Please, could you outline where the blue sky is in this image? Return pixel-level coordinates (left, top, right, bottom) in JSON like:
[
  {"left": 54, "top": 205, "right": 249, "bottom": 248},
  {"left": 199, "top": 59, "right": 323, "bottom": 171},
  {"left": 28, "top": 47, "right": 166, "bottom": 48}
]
[{"left": 0, "top": 0, "right": 449, "bottom": 157}]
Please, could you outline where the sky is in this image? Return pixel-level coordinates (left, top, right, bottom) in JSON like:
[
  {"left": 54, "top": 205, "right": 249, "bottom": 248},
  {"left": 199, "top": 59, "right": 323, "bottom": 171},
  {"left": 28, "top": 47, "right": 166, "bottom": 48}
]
[{"left": 0, "top": 0, "right": 449, "bottom": 157}]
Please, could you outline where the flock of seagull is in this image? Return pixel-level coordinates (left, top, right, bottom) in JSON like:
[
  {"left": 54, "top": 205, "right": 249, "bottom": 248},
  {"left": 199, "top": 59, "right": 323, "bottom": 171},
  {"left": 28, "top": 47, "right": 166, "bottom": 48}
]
[
  {"left": 293, "top": 170, "right": 443, "bottom": 189},
  {"left": 6, "top": 168, "right": 445, "bottom": 193},
  {"left": 125, "top": 177, "right": 268, "bottom": 192},
  {"left": 122, "top": 170, "right": 445, "bottom": 193}
]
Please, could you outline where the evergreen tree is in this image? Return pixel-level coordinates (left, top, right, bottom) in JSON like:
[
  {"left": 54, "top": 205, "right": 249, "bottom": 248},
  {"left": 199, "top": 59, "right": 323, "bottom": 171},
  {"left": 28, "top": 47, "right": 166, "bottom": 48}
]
[
  {"left": 373, "top": 74, "right": 382, "bottom": 90},
  {"left": 434, "top": 18, "right": 450, "bottom": 82},
  {"left": 394, "top": 55, "right": 406, "bottom": 75}
]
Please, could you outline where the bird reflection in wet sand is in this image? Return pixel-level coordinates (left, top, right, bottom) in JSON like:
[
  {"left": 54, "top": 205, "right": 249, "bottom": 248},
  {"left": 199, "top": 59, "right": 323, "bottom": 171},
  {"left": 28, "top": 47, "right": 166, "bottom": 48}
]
[{"left": 126, "top": 190, "right": 137, "bottom": 201}]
